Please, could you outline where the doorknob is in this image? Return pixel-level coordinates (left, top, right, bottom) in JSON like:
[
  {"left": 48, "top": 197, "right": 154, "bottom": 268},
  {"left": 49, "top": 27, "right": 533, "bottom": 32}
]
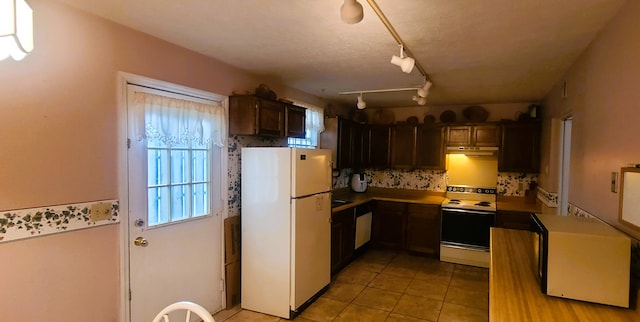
[{"left": 133, "top": 236, "right": 149, "bottom": 247}]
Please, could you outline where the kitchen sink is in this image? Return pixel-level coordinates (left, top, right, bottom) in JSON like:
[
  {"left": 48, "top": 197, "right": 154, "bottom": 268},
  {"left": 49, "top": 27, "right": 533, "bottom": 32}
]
[{"left": 331, "top": 199, "right": 352, "bottom": 208}]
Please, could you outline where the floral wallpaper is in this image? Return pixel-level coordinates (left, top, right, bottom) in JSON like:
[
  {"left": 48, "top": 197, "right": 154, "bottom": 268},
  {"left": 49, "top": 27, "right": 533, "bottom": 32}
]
[
  {"left": 537, "top": 185, "right": 559, "bottom": 208},
  {"left": 227, "top": 135, "right": 287, "bottom": 217},
  {"left": 334, "top": 168, "right": 536, "bottom": 196},
  {"left": 0, "top": 200, "right": 119, "bottom": 243}
]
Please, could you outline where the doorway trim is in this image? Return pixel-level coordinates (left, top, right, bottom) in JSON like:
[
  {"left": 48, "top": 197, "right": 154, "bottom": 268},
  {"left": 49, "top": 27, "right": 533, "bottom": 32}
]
[{"left": 116, "top": 71, "right": 229, "bottom": 322}]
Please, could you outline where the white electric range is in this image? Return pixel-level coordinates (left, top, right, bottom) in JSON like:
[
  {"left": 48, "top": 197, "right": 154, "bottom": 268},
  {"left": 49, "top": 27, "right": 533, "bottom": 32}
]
[{"left": 440, "top": 186, "right": 497, "bottom": 268}]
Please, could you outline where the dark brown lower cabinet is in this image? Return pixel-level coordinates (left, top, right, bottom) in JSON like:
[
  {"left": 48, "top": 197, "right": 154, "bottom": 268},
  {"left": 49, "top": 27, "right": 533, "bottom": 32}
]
[
  {"left": 371, "top": 201, "right": 406, "bottom": 249},
  {"left": 331, "top": 208, "right": 355, "bottom": 274},
  {"left": 406, "top": 204, "right": 441, "bottom": 256},
  {"left": 496, "top": 210, "right": 532, "bottom": 230}
]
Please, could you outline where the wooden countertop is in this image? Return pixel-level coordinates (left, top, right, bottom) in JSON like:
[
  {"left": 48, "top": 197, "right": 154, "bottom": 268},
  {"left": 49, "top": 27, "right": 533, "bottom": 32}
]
[
  {"left": 490, "top": 228, "right": 640, "bottom": 321},
  {"left": 331, "top": 187, "right": 445, "bottom": 212},
  {"left": 496, "top": 195, "right": 542, "bottom": 213}
]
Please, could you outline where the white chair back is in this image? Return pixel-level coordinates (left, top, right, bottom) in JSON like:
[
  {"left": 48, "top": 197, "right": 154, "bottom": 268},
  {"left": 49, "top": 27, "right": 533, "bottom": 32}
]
[{"left": 152, "top": 301, "right": 215, "bottom": 322}]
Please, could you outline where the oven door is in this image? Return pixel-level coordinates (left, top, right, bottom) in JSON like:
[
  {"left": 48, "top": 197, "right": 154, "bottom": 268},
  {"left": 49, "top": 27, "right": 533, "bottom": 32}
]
[{"left": 441, "top": 208, "right": 495, "bottom": 249}]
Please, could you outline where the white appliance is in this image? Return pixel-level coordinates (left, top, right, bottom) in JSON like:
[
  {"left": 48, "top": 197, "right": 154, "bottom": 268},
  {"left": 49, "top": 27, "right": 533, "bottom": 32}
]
[
  {"left": 351, "top": 172, "right": 367, "bottom": 192},
  {"left": 440, "top": 186, "right": 497, "bottom": 268},
  {"left": 241, "top": 147, "right": 332, "bottom": 319},
  {"left": 531, "top": 214, "right": 631, "bottom": 307},
  {"left": 354, "top": 203, "right": 372, "bottom": 249}
]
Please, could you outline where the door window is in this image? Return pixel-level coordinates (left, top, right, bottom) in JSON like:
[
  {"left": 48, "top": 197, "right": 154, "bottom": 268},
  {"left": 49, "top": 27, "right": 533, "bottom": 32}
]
[{"left": 130, "top": 85, "right": 226, "bottom": 226}]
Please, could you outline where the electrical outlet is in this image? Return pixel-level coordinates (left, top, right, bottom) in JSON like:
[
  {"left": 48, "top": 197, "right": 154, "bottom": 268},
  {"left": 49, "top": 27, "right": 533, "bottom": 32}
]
[{"left": 91, "top": 202, "right": 112, "bottom": 221}]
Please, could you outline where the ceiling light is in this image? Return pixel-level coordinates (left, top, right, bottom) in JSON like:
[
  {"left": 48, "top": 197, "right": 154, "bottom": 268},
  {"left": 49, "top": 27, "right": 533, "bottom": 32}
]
[
  {"left": 357, "top": 93, "right": 366, "bottom": 109},
  {"left": 390, "top": 45, "right": 414, "bottom": 74},
  {"left": 340, "top": 0, "right": 364, "bottom": 24},
  {"left": 417, "top": 81, "right": 432, "bottom": 98},
  {"left": 0, "top": 0, "right": 34, "bottom": 61},
  {"left": 412, "top": 96, "right": 427, "bottom": 106}
]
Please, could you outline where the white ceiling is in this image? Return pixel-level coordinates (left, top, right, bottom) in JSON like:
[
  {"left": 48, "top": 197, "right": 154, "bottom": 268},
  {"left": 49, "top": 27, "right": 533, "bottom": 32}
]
[{"left": 56, "top": 0, "right": 626, "bottom": 108}]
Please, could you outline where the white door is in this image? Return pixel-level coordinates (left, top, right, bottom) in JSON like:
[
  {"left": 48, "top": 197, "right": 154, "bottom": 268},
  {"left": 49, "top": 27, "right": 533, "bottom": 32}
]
[{"left": 127, "top": 84, "right": 224, "bottom": 322}]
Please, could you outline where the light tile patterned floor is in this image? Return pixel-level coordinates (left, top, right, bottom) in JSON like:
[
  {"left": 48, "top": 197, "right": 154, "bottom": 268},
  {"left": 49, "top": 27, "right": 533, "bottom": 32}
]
[{"left": 214, "top": 249, "right": 489, "bottom": 322}]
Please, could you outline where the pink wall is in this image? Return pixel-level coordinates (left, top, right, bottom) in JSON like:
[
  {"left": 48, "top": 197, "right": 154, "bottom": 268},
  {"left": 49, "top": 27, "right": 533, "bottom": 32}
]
[
  {"left": 0, "top": 0, "right": 321, "bottom": 320},
  {"left": 541, "top": 0, "right": 640, "bottom": 238}
]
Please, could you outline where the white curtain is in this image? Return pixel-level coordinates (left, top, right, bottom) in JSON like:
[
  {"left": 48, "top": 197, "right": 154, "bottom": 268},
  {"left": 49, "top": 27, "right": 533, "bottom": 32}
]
[{"left": 133, "top": 91, "right": 226, "bottom": 147}]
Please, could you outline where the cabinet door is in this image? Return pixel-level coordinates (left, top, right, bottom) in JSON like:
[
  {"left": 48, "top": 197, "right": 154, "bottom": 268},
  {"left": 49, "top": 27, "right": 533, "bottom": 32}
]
[
  {"left": 371, "top": 201, "right": 406, "bottom": 249},
  {"left": 229, "top": 95, "right": 258, "bottom": 135},
  {"left": 406, "top": 204, "right": 441, "bottom": 255},
  {"left": 446, "top": 126, "right": 472, "bottom": 146},
  {"left": 368, "top": 125, "right": 391, "bottom": 168},
  {"left": 416, "top": 125, "right": 445, "bottom": 169},
  {"left": 337, "top": 120, "right": 354, "bottom": 169},
  {"left": 352, "top": 123, "right": 367, "bottom": 168},
  {"left": 474, "top": 124, "right": 501, "bottom": 146},
  {"left": 257, "top": 99, "right": 285, "bottom": 137},
  {"left": 391, "top": 125, "right": 417, "bottom": 169},
  {"left": 496, "top": 210, "right": 532, "bottom": 230},
  {"left": 286, "top": 105, "right": 306, "bottom": 138},
  {"left": 499, "top": 122, "right": 540, "bottom": 172},
  {"left": 319, "top": 118, "right": 352, "bottom": 169},
  {"left": 331, "top": 208, "right": 355, "bottom": 274}
]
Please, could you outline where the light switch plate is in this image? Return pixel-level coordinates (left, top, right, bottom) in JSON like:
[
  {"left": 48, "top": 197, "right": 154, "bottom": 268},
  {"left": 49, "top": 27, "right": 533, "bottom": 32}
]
[
  {"left": 611, "top": 172, "right": 619, "bottom": 193},
  {"left": 90, "top": 202, "right": 113, "bottom": 221}
]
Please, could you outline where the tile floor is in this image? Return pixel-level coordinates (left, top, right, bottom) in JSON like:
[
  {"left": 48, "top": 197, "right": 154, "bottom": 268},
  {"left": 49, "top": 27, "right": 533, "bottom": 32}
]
[{"left": 213, "top": 249, "right": 489, "bottom": 322}]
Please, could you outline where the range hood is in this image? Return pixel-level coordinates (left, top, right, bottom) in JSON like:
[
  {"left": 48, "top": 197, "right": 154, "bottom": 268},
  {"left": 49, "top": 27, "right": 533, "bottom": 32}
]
[{"left": 446, "top": 146, "right": 498, "bottom": 156}]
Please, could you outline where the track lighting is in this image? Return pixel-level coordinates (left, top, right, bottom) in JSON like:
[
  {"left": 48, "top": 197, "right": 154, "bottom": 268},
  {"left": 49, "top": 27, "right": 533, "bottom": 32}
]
[
  {"left": 341, "top": 0, "right": 364, "bottom": 24},
  {"left": 0, "top": 0, "right": 34, "bottom": 61},
  {"left": 412, "top": 96, "right": 427, "bottom": 106},
  {"left": 417, "top": 81, "right": 432, "bottom": 98},
  {"left": 357, "top": 93, "right": 366, "bottom": 109},
  {"left": 390, "top": 45, "right": 415, "bottom": 74}
]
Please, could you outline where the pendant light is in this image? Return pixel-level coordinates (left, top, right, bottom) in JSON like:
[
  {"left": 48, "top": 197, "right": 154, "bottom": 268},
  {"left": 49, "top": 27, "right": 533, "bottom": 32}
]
[
  {"left": 0, "top": 0, "right": 34, "bottom": 61},
  {"left": 341, "top": 0, "right": 364, "bottom": 24}
]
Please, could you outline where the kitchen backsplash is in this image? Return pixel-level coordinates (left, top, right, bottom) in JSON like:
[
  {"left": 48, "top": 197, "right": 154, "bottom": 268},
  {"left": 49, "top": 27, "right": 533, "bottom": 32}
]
[{"left": 334, "top": 168, "right": 536, "bottom": 196}]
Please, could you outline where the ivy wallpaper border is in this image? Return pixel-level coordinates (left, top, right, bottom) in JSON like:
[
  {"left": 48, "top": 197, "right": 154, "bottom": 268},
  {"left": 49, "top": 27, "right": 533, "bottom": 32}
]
[
  {"left": 537, "top": 186, "right": 558, "bottom": 208},
  {"left": 0, "top": 200, "right": 119, "bottom": 243}
]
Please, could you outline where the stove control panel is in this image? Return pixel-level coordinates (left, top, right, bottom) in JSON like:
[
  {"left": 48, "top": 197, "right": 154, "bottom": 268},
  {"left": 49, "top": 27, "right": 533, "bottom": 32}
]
[{"left": 446, "top": 186, "right": 496, "bottom": 194}]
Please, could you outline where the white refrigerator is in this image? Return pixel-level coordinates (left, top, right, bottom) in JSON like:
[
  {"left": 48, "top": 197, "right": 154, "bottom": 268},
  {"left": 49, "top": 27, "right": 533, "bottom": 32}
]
[{"left": 241, "top": 147, "right": 332, "bottom": 319}]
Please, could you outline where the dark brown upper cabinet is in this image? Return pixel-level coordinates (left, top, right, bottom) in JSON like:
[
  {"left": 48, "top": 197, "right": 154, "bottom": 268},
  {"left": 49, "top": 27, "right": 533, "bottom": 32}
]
[
  {"left": 367, "top": 125, "right": 392, "bottom": 169},
  {"left": 229, "top": 95, "right": 306, "bottom": 138},
  {"left": 499, "top": 121, "right": 541, "bottom": 173},
  {"left": 416, "top": 124, "right": 446, "bottom": 170},
  {"left": 285, "top": 105, "right": 306, "bottom": 138},
  {"left": 391, "top": 124, "right": 417, "bottom": 169},
  {"left": 446, "top": 124, "right": 500, "bottom": 147},
  {"left": 320, "top": 117, "right": 353, "bottom": 169}
]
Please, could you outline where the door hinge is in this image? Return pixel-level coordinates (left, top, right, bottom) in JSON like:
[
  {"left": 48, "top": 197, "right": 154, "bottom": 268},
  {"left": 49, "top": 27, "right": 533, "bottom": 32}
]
[
  {"left": 220, "top": 278, "right": 225, "bottom": 292},
  {"left": 127, "top": 138, "right": 131, "bottom": 149},
  {"left": 129, "top": 289, "right": 132, "bottom": 301}
]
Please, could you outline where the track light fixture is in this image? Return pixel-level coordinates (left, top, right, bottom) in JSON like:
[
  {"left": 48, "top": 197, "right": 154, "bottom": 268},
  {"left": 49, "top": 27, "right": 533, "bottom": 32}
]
[
  {"left": 341, "top": 0, "right": 364, "bottom": 24},
  {"left": 357, "top": 93, "right": 366, "bottom": 109},
  {"left": 417, "top": 81, "right": 432, "bottom": 98},
  {"left": 390, "top": 45, "right": 415, "bottom": 74},
  {"left": 0, "top": 0, "right": 34, "bottom": 61},
  {"left": 412, "top": 95, "right": 427, "bottom": 106}
]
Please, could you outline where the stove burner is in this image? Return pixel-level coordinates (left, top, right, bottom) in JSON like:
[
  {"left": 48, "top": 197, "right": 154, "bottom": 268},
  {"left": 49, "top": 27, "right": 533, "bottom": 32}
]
[
  {"left": 475, "top": 201, "right": 491, "bottom": 207},
  {"left": 448, "top": 199, "right": 461, "bottom": 204}
]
